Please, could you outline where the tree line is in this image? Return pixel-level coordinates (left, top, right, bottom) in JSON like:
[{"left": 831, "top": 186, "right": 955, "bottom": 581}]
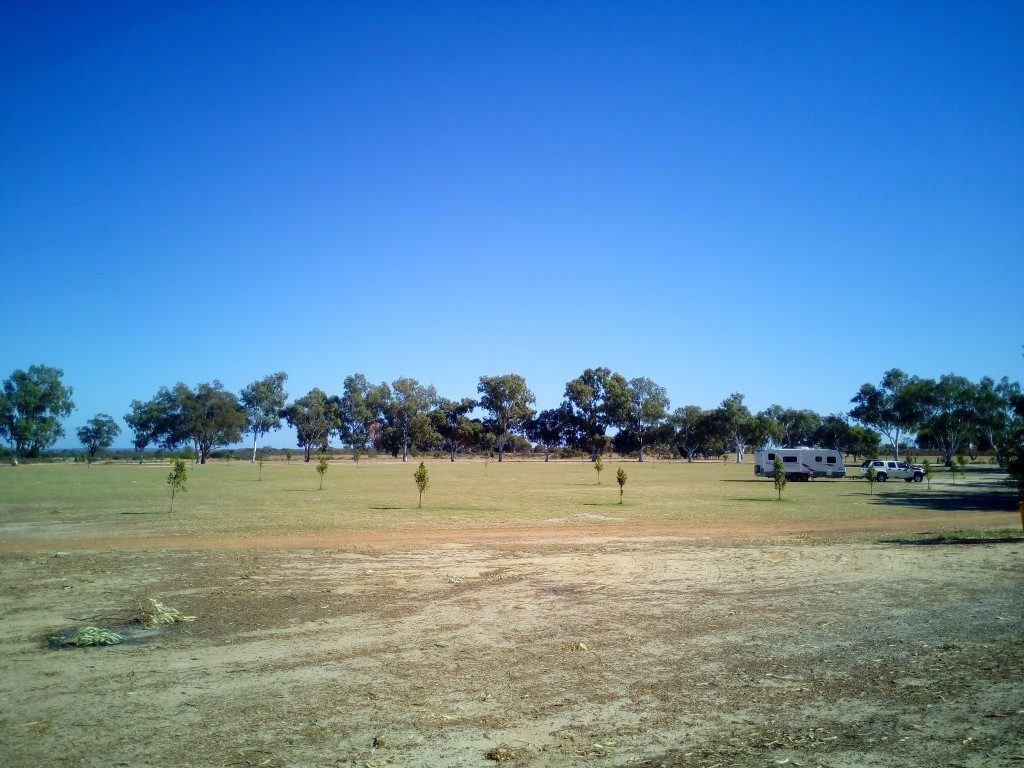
[{"left": 2, "top": 364, "right": 1022, "bottom": 489}]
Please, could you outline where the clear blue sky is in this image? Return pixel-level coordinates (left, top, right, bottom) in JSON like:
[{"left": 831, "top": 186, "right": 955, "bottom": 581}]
[{"left": 2, "top": 1, "right": 1022, "bottom": 449}]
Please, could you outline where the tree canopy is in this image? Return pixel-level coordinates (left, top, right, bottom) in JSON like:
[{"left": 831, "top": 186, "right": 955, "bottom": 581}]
[
  {"left": 76, "top": 413, "right": 120, "bottom": 461},
  {"left": 282, "top": 388, "right": 339, "bottom": 462},
  {"left": 849, "top": 369, "right": 929, "bottom": 460},
  {"left": 621, "top": 377, "right": 670, "bottom": 462},
  {"left": 239, "top": 372, "right": 289, "bottom": 462},
  {"left": 562, "top": 367, "right": 630, "bottom": 461},
  {"left": 378, "top": 378, "right": 437, "bottom": 462},
  {"left": 478, "top": 374, "right": 536, "bottom": 462},
  {"left": 0, "top": 365, "right": 75, "bottom": 458}
]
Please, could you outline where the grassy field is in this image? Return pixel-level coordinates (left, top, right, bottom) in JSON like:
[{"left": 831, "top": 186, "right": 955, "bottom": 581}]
[
  {"left": 0, "top": 457, "right": 1017, "bottom": 541},
  {"left": 2, "top": 459, "right": 1022, "bottom": 767}
]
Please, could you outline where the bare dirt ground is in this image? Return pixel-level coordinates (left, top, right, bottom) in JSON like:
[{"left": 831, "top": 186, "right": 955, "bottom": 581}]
[{"left": 1, "top": 515, "right": 1023, "bottom": 768}]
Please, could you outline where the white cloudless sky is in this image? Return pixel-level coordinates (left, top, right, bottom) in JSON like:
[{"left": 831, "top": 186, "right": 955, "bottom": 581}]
[{"left": 1, "top": 1, "right": 1022, "bottom": 448}]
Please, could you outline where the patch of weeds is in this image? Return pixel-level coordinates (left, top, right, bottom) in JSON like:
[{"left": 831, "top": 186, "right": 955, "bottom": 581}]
[
  {"left": 55, "top": 626, "right": 125, "bottom": 647},
  {"left": 140, "top": 599, "right": 196, "bottom": 628}
]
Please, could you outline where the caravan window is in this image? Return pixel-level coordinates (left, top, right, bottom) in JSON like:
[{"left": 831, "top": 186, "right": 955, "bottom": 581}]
[
  {"left": 827, "top": 456, "right": 837, "bottom": 465},
  {"left": 783, "top": 456, "right": 798, "bottom": 463},
  {"left": 815, "top": 455, "right": 823, "bottom": 462},
  {"left": 767, "top": 453, "right": 776, "bottom": 461}
]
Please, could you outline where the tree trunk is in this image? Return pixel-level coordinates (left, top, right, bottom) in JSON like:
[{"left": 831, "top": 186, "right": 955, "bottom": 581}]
[
  {"left": 638, "top": 443, "right": 645, "bottom": 462},
  {"left": 450, "top": 445, "right": 456, "bottom": 462},
  {"left": 402, "top": 441, "right": 409, "bottom": 462},
  {"left": 251, "top": 433, "right": 258, "bottom": 463},
  {"left": 544, "top": 445, "right": 551, "bottom": 462}
]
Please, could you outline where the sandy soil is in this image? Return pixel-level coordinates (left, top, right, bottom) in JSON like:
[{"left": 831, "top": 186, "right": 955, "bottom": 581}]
[{"left": 1, "top": 517, "right": 1023, "bottom": 768}]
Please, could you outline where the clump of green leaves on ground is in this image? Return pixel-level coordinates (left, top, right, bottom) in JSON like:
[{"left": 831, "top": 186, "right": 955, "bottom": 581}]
[
  {"left": 62, "top": 626, "right": 125, "bottom": 646},
  {"left": 141, "top": 599, "right": 195, "bottom": 628}
]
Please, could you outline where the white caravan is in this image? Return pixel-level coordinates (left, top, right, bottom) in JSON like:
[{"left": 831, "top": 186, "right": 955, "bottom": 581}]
[{"left": 754, "top": 447, "right": 846, "bottom": 481}]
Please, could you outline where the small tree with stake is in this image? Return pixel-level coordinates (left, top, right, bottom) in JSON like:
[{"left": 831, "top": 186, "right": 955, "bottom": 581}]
[
  {"left": 316, "top": 455, "right": 328, "bottom": 490},
  {"left": 167, "top": 458, "right": 187, "bottom": 511},
  {"left": 594, "top": 456, "right": 605, "bottom": 484},
  {"left": 865, "top": 463, "right": 877, "bottom": 495},
  {"left": 414, "top": 461, "right": 429, "bottom": 508},
  {"left": 773, "top": 456, "right": 787, "bottom": 500},
  {"left": 616, "top": 467, "right": 628, "bottom": 504},
  {"left": 923, "top": 459, "right": 932, "bottom": 489}
]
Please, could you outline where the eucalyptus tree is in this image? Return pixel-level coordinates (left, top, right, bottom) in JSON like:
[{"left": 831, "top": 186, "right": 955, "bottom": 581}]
[
  {"left": 76, "top": 414, "right": 121, "bottom": 463},
  {"left": 714, "top": 392, "right": 752, "bottom": 463},
  {"left": 975, "top": 376, "right": 1021, "bottom": 467},
  {"left": 477, "top": 374, "right": 536, "bottom": 462},
  {"left": 848, "top": 424, "right": 882, "bottom": 461},
  {"left": 0, "top": 364, "right": 75, "bottom": 459},
  {"left": 178, "top": 381, "right": 247, "bottom": 464},
  {"left": 850, "top": 369, "right": 929, "bottom": 460},
  {"left": 622, "top": 377, "right": 669, "bottom": 462},
  {"left": 338, "top": 374, "right": 388, "bottom": 457},
  {"left": 669, "top": 405, "right": 715, "bottom": 462},
  {"left": 124, "top": 381, "right": 246, "bottom": 464},
  {"left": 282, "top": 388, "right": 340, "bottom": 462},
  {"left": 811, "top": 414, "right": 856, "bottom": 455},
  {"left": 1005, "top": 389, "right": 1024, "bottom": 498},
  {"left": 240, "top": 372, "right": 289, "bottom": 463},
  {"left": 762, "top": 405, "right": 822, "bottom": 447},
  {"left": 431, "top": 397, "right": 481, "bottom": 461},
  {"left": 125, "top": 398, "right": 165, "bottom": 462},
  {"left": 527, "top": 406, "right": 573, "bottom": 462},
  {"left": 917, "top": 374, "right": 978, "bottom": 467},
  {"left": 562, "top": 367, "right": 630, "bottom": 461},
  {"left": 746, "top": 411, "right": 782, "bottom": 452},
  {"left": 378, "top": 378, "right": 437, "bottom": 462}
]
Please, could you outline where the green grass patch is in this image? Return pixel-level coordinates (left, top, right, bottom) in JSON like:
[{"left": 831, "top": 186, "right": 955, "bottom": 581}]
[{"left": 0, "top": 459, "right": 1017, "bottom": 540}]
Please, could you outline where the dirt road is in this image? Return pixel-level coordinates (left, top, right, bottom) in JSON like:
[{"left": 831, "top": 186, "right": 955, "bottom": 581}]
[{"left": 1, "top": 525, "right": 1022, "bottom": 767}]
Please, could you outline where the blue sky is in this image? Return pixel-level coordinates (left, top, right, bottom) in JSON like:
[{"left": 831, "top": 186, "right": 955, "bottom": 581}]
[{"left": 1, "top": 1, "right": 1022, "bottom": 449}]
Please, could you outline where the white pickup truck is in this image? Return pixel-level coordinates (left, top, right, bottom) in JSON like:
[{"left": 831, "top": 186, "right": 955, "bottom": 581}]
[{"left": 859, "top": 459, "right": 924, "bottom": 483}]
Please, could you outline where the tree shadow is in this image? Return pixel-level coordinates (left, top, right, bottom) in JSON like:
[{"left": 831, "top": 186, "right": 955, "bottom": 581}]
[
  {"left": 880, "top": 534, "right": 1024, "bottom": 545},
  {"left": 869, "top": 487, "right": 1017, "bottom": 512}
]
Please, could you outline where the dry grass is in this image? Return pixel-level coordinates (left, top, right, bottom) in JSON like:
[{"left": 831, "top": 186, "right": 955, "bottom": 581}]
[{"left": 0, "top": 458, "right": 1016, "bottom": 541}]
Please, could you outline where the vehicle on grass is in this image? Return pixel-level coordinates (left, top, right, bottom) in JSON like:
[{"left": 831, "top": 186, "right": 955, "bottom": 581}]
[
  {"left": 754, "top": 448, "right": 846, "bottom": 482},
  {"left": 858, "top": 459, "right": 924, "bottom": 482}
]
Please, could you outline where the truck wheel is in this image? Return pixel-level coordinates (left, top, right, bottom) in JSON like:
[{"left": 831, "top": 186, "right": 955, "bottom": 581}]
[
  {"left": 914, "top": 474, "right": 923, "bottom": 483},
  {"left": 877, "top": 473, "right": 887, "bottom": 482}
]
